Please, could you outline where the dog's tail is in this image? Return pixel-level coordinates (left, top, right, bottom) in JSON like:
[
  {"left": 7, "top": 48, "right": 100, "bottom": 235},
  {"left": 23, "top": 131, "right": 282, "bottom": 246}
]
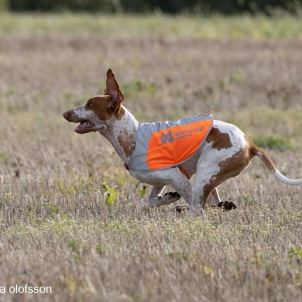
[{"left": 251, "top": 144, "right": 302, "bottom": 185}]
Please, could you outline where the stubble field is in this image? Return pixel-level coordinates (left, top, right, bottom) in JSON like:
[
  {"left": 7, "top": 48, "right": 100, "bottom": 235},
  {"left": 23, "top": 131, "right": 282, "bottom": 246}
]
[{"left": 0, "top": 14, "right": 302, "bottom": 302}]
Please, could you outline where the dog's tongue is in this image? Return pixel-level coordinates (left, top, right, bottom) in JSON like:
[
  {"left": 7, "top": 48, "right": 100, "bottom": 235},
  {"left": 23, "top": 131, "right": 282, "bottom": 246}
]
[{"left": 75, "top": 121, "right": 93, "bottom": 133}]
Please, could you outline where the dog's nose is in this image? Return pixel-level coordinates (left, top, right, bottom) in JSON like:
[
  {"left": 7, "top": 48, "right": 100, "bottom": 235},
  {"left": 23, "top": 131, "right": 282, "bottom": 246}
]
[{"left": 63, "top": 111, "right": 69, "bottom": 120}]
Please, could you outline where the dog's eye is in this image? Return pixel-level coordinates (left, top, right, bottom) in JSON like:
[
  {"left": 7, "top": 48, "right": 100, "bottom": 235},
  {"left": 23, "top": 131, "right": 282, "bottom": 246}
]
[{"left": 87, "top": 101, "right": 93, "bottom": 108}]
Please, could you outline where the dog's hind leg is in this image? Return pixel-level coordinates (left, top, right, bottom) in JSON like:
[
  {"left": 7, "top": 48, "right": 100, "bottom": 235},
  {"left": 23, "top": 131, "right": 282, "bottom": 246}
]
[
  {"left": 208, "top": 188, "right": 237, "bottom": 211},
  {"left": 176, "top": 188, "right": 220, "bottom": 213},
  {"left": 207, "top": 188, "right": 221, "bottom": 206},
  {"left": 190, "top": 147, "right": 250, "bottom": 215},
  {"left": 207, "top": 188, "right": 237, "bottom": 210}
]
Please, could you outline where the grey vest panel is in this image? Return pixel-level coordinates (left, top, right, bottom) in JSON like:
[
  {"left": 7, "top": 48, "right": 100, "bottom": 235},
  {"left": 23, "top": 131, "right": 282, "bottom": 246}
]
[{"left": 127, "top": 114, "right": 213, "bottom": 173}]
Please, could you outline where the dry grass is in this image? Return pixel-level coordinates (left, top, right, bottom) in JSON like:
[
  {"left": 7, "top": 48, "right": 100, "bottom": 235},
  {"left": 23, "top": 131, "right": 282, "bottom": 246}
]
[{"left": 0, "top": 14, "right": 302, "bottom": 302}]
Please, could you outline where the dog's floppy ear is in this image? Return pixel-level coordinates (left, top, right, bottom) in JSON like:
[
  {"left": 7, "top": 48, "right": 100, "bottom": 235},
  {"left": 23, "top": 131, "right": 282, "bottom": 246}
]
[{"left": 104, "top": 69, "right": 124, "bottom": 112}]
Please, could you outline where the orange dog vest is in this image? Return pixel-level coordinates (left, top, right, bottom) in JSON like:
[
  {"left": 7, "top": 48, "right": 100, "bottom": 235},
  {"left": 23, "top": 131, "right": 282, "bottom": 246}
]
[{"left": 127, "top": 114, "right": 213, "bottom": 174}]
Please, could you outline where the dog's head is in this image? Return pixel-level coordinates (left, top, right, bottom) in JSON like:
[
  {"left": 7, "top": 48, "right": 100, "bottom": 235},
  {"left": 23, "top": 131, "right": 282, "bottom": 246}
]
[{"left": 63, "top": 69, "right": 124, "bottom": 134}]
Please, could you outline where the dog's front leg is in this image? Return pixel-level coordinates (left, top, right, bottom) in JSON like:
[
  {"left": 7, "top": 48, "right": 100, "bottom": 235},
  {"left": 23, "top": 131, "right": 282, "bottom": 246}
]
[
  {"left": 135, "top": 168, "right": 192, "bottom": 208},
  {"left": 147, "top": 185, "right": 181, "bottom": 207}
]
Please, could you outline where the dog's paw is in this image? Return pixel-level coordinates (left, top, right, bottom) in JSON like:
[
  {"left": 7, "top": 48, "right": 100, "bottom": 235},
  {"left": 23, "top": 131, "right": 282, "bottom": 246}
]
[
  {"left": 175, "top": 205, "right": 190, "bottom": 213},
  {"left": 163, "top": 192, "right": 181, "bottom": 200},
  {"left": 217, "top": 201, "right": 237, "bottom": 211},
  {"left": 164, "top": 192, "right": 180, "bottom": 198}
]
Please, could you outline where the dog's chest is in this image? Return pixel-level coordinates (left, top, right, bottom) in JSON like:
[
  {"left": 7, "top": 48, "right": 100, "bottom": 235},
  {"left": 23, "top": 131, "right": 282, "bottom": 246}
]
[{"left": 127, "top": 114, "right": 213, "bottom": 173}]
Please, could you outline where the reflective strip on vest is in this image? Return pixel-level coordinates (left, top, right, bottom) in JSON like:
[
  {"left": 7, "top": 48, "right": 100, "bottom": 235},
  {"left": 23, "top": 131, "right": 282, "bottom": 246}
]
[{"left": 127, "top": 114, "right": 213, "bottom": 173}]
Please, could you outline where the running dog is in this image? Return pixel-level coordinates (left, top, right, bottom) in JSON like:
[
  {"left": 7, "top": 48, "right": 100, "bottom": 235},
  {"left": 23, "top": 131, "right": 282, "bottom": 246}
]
[{"left": 63, "top": 69, "right": 302, "bottom": 215}]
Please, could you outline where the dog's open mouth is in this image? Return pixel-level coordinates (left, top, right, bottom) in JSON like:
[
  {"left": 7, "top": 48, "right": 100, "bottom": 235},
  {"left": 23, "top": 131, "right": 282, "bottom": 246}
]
[{"left": 75, "top": 121, "right": 95, "bottom": 134}]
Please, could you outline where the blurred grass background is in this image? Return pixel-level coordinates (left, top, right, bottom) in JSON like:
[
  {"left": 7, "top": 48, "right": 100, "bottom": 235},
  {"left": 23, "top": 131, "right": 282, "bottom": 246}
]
[
  {"left": 1, "top": 2, "right": 302, "bottom": 301},
  {"left": 0, "top": 13, "right": 302, "bottom": 39}
]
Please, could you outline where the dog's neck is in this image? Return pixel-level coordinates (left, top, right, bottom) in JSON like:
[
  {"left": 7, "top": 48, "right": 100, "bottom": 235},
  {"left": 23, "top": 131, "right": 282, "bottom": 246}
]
[{"left": 100, "top": 106, "right": 139, "bottom": 163}]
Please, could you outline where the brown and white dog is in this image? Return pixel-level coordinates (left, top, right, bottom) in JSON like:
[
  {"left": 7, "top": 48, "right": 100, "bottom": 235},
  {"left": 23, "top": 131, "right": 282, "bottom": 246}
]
[{"left": 63, "top": 69, "right": 302, "bottom": 215}]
